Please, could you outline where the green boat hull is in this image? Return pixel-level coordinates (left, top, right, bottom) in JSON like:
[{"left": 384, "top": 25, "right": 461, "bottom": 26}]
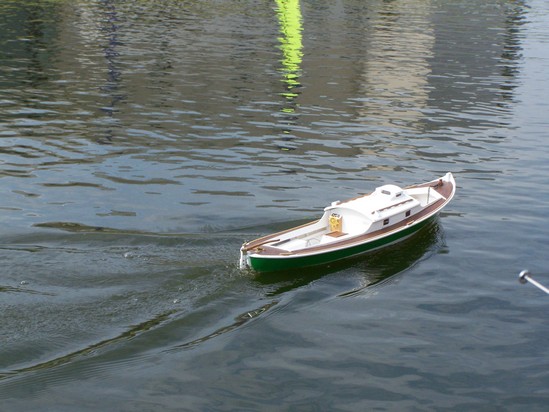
[{"left": 248, "top": 215, "right": 437, "bottom": 273}]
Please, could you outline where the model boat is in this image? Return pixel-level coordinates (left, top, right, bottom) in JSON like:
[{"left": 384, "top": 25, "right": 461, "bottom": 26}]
[{"left": 240, "top": 172, "right": 456, "bottom": 273}]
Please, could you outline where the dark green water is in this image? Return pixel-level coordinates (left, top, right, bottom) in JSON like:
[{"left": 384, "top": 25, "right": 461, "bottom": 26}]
[{"left": 1, "top": 0, "right": 548, "bottom": 410}]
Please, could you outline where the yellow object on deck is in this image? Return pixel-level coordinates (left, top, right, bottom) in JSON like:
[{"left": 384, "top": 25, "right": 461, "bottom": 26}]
[{"left": 329, "top": 213, "right": 342, "bottom": 233}]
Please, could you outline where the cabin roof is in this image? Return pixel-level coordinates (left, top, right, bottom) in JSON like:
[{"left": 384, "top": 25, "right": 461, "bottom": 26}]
[
  {"left": 374, "top": 184, "right": 404, "bottom": 199},
  {"left": 324, "top": 184, "right": 419, "bottom": 221}
]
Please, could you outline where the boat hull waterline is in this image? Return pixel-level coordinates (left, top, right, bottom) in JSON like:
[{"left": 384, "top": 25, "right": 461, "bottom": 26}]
[{"left": 240, "top": 172, "right": 456, "bottom": 273}]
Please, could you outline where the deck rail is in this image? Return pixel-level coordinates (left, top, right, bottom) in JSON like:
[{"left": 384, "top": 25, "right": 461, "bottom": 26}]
[{"left": 374, "top": 198, "right": 414, "bottom": 214}]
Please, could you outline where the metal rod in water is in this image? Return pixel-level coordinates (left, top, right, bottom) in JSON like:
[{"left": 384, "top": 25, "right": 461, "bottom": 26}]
[{"left": 519, "top": 270, "right": 549, "bottom": 295}]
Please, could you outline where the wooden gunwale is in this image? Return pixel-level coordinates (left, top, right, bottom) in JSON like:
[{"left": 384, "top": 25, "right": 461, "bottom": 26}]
[{"left": 241, "top": 219, "right": 320, "bottom": 252}]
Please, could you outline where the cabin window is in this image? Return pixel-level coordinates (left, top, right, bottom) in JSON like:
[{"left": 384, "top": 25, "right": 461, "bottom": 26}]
[
  {"left": 396, "top": 192, "right": 402, "bottom": 197},
  {"left": 405, "top": 210, "right": 411, "bottom": 217},
  {"left": 383, "top": 219, "right": 389, "bottom": 226},
  {"left": 381, "top": 190, "right": 390, "bottom": 195}
]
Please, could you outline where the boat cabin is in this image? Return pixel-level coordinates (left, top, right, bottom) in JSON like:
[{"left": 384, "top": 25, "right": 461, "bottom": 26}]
[{"left": 322, "top": 184, "right": 421, "bottom": 239}]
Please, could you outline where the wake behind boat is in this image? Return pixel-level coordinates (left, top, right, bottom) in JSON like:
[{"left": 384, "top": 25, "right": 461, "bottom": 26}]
[{"left": 240, "top": 172, "right": 456, "bottom": 273}]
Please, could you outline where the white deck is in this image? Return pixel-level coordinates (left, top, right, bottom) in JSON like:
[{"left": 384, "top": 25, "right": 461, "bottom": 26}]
[{"left": 267, "top": 183, "right": 444, "bottom": 252}]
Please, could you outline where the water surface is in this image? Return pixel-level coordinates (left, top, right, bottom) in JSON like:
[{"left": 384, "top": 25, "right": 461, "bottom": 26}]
[{"left": 2, "top": 0, "right": 549, "bottom": 410}]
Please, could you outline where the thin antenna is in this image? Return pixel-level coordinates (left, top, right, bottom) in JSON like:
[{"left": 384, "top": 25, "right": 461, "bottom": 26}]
[{"left": 519, "top": 270, "right": 549, "bottom": 295}]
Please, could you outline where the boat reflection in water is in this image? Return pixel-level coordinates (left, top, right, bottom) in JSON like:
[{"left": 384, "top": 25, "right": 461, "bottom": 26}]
[{"left": 254, "top": 220, "right": 444, "bottom": 297}]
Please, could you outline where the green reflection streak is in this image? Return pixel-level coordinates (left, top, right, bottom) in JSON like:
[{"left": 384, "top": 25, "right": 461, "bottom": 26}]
[{"left": 275, "top": 0, "right": 303, "bottom": 101}]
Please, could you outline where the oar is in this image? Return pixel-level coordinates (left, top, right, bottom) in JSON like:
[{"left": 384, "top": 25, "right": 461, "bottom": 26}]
[{"left": 518, "top": 270, "right": 549, "bottom": 295}]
